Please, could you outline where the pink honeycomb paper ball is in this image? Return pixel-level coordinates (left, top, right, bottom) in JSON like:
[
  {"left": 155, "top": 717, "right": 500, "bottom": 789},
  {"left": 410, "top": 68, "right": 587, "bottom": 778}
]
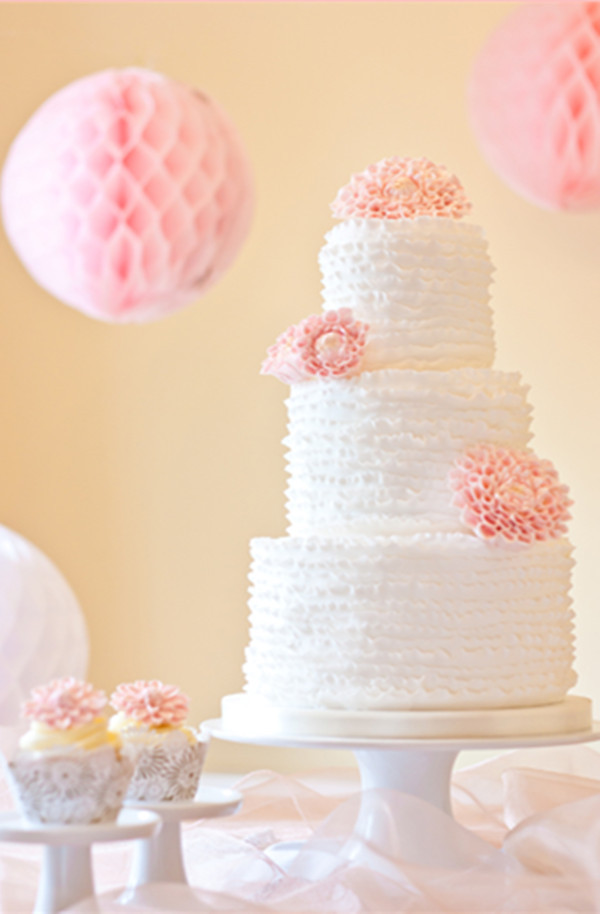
[
  {"left": 469, "top": 3, "right": 600, "bottom": 211},
  {"left": 1, "top": 68, "right": 253, "bottom": 322}
]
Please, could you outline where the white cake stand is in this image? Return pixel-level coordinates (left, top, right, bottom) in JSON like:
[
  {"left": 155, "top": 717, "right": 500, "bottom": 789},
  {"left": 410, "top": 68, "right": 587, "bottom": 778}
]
[
  {"left": 82, "top": 787, "right": 243, "bottom": 913},
  {"left": 125, "top": 786, "right": 243, "bottom": 887},
  {"left": 205, "top": 701, "right": 600, "bottom": 873},
  {"left": 0, "top": 808, "right": 160, "bottom": 914}
]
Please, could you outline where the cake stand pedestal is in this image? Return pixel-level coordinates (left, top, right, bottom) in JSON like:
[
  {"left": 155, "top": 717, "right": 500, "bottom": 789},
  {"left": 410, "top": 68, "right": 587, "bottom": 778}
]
[
  {"left": 0, "top": 808, "right": 160, "bottom": 914},
  {"left": 205, "top": 709, "right": 600, "bottom": 873},
  {"left": 125, "top": 786, "right": 243, "bottom": 887},
  {"left": 84, "top": 787, "right": 243, "bottom": 913}
]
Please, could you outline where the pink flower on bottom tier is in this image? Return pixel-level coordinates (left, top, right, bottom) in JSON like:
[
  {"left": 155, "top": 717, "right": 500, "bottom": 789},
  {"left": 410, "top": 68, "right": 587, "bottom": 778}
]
[
  {"left": 111, "top": 680, "right": 189, "bottom": 728},
  {"left": 331, "top": 156, "right": 472, "bottom": 220},
  {"left": 448, "top": 445, "right": 572, "bottom": 544},
  {"left": 261, "top": 308, "right": 368, "bottom": 383},
  {"left": 22, "top": 678, "right": 107, "bottom": 730}
]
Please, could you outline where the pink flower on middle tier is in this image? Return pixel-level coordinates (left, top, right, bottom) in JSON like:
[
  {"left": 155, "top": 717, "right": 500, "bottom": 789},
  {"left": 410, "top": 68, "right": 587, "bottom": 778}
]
[
  {"left": 261, "top": 308, "right": 368, "bottom": 384},
  {"left": 111, "top": 680, "right": 189, "bottom": 728},
  {"left": 448, "top": 444, "right": 572, "bottom": 544}
]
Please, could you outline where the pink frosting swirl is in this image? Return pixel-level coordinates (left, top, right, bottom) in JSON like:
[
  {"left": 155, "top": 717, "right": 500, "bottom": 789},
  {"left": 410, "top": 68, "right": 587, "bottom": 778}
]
[
  {"left": 22, "top": 678, "right": 107, "bottom": 730},
  {"left": 111, "top": 680, "right": 190, "bottom": 728},
  {"left": 331, "top": 156, "right": 472, "bottom": 220},
  {"left": 449, "top": 445, "right": 572, "bottom": 544},
  {"left": 261, "top": 308, "right": 368, "bottom": 384}
]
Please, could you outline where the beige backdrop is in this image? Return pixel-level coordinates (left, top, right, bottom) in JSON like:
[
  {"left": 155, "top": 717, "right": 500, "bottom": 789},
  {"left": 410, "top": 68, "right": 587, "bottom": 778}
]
[{"left": 0, "top": 2, "right": 598, "bottom": 774}]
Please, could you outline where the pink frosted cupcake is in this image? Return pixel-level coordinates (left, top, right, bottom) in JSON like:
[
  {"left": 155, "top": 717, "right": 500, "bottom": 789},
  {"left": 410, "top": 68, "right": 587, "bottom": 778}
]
[
  {"left": 7, "top": 678, "right": 133, "bottom": 824},
  {"left": 109, "top": 680, "right": 207, "bottom": 802}
]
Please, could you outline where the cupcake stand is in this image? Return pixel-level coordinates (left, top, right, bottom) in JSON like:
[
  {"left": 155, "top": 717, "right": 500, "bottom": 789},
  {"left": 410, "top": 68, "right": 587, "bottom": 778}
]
[
  {"left": 206, "top": 694, "right": 600, "bottom": 876},
  {"left": 0, "top": 787, "right": 242, "bottom": 913},
  {"left": 0, "top": 808, "right": 160, "bottom": 914}
]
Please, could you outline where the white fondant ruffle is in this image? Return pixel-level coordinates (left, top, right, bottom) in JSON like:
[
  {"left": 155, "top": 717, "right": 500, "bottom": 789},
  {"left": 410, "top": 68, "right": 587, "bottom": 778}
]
[
  {"left": 243, "top": 534, "right": 576, "bottom": 711},
  {"left": 284, "top": 369, "right": 532, "bottom": 536},
  {"left": 319, "top": 218, "right": 495, "bottom": 370}
]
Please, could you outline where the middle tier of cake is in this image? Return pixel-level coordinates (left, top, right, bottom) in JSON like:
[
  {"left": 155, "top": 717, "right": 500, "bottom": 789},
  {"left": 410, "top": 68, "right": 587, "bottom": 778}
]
[{"left": 285, "top": 368, "right": 532, "bottom": 536}]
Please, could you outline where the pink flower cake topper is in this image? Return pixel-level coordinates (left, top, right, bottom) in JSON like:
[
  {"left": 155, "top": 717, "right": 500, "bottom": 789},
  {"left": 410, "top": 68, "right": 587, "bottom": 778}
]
[
  {"left": 22, "top": 678, "right": 107, "bottom": 730},
  {"left": 449, "top": 445, "right": 572, "bottom": 544},
  {"left": 111, "top": 680, "right": 189, "bottom": 728},
  {"left": 261, "top": 308, "right": 368, "bottom": 384},
  {"left": 331, "top": 156, "right": 472, "bottom": 221}
]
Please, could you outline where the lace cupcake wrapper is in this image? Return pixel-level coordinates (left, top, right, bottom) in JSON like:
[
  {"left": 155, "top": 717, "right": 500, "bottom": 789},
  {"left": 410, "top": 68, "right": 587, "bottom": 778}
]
[
  {"left": 124, "top": 734, "right": 207, "bottom": 802},
  {"left": 7, "top": 745, "right": 133, "bottom": 825}
]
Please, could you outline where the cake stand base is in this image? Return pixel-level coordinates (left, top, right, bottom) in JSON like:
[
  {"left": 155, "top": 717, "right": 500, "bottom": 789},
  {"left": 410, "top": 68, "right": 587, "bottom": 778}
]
[
  {"left": 205, "top": 708, "right": 600, "bottom": 872},
  {"left": 0, "top": 809, "right": 159, "bottom": 914}
]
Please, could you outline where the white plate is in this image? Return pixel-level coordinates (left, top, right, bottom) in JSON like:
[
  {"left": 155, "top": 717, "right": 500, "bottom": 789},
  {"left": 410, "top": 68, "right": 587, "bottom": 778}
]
[
  {"left": 125, "top": 785, "right": 242, "bottom": 821},
  {"left": 0, "top": 808, "right": 159, "bottom": 845}
]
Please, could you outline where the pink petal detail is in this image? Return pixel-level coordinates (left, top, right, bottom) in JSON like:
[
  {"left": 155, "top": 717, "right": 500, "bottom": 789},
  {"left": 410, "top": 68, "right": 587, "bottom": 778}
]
[
  {"left": 111, "top": 680, "right": 189, "bottom": 727},
  {"left": 331, "top": 157, "right": 472, "bottom": 221},
  {"left": 261, "top": 309, "right": 369, "bottom": 385},
  {"left": 22, "top": 678, "right": 107, "bottom": 730},
  {"left": 449, "top": 445, "right": 572, "bottom": 544}
]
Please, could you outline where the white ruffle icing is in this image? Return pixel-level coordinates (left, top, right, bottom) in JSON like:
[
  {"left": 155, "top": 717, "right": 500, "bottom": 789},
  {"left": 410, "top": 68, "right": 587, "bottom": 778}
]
[
  {"left": 319, "top": 218, "right": 495, "bottom": 370},
  {"left": 244, "top": 212, "right": 577, "bottom": 719},
  {"left": 284, "top": 368, "right": 532, "bottom": 536},
  {"left": 243, "top": 534, "right": 576, "bottom": 711}
]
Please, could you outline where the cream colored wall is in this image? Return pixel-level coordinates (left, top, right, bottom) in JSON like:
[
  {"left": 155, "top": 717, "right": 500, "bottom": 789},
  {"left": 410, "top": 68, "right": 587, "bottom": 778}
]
[{"left": 0, "top": 2, "right": 598, "bottom": 775}]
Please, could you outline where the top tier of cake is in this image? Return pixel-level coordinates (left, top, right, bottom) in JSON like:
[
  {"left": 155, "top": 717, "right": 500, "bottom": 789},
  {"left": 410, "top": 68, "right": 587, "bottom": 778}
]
[{"left": 319, "top": 218, "right": 495, "bottom": 371}]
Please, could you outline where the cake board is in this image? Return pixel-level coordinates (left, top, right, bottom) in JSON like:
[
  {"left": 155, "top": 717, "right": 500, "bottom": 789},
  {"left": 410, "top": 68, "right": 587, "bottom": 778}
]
[{"left": 205, "top": 696, "right": 600, "bottom": 873}]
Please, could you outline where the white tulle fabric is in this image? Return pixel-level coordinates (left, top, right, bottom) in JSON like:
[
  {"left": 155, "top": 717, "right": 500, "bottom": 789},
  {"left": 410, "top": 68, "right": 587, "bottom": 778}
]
[
  {"left": 319, "top": 218, "right": 495, "bottom": 370},
  {"left": 2, "top": 748, "right": 600, "bottom": 910},
  {"left": 245, "top": 535, "right": 575, "bottom": 709},
  {"left": 284, "top": 368, "right": 532, "bottom": 535}
]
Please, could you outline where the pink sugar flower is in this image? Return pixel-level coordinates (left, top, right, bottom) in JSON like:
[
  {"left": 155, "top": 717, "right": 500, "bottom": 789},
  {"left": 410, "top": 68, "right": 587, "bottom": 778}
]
[
  {"left": 111, "top": 680, "right": 189, "bottom": 728},
  {"left": 22, "top": 678, "right": 107, "bottom": 730},
  {"left": 331, "top": 156, "right": 472, "bottom": 221},
  {"left": 449, "top": 445, "right": 572, "bottom": 544},
  {"left": 261, "top": 308, "right": 368, "bottom": 384}
]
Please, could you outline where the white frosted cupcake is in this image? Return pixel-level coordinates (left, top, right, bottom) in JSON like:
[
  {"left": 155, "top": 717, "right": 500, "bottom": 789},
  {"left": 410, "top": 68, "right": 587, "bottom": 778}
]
[
  {"left": 109, "top": 680, "right": 207, "bottom": 803},
  {"left": 8, "top": 677, "right": 133, "bottom": 824}
]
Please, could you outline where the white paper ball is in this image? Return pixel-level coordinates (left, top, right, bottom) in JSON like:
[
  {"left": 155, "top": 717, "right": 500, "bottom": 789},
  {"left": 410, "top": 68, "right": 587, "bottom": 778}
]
[{"left": 0, "top": 526, "right": 89, "bottom": 730}]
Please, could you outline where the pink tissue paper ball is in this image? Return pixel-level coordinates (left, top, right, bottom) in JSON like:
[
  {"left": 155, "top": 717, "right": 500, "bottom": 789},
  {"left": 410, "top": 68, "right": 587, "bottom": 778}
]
[
  {"left": 469, "top": 3, "right": 600, "bottom": 211},
  {"left": 1, "top": 68, "right": 253, "bottom": 322}
]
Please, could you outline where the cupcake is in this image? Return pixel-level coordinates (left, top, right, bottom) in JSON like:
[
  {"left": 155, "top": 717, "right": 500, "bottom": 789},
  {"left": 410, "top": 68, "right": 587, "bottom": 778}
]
[
  {"left": 7, "top": 677, "right": 133, "bottom": 824},
  {"left": 109, "top": 680, "right": 207, "bottom": 803}
]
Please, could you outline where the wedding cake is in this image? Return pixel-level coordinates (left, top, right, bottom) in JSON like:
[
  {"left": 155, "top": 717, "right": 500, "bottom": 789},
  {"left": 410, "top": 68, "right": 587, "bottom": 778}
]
[{"left": 222, "top": 158, "right": 591, "bottom": 740}]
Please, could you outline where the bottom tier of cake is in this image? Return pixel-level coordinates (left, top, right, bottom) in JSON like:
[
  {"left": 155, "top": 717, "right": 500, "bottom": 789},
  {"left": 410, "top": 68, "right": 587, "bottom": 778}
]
[{"left": 243, "top": 534, "right": 576, "bottom": 711}]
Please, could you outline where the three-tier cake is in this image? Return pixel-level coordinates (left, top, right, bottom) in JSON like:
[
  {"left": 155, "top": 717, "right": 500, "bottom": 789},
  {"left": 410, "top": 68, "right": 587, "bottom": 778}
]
[{"left": 222, "top": 157, "right": 591, "bottom": 740}]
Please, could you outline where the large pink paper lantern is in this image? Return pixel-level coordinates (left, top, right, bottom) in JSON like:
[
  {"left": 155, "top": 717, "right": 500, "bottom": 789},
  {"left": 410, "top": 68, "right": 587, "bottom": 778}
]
[
  {"left": 469, "top": 3, "right": 600, "bottom": 211},
  {"left": 0, "top": 525, "right": 88, "bottom": 736},
  {"left": 1, "top": 68, "right": 253, "bottom": 322}
]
